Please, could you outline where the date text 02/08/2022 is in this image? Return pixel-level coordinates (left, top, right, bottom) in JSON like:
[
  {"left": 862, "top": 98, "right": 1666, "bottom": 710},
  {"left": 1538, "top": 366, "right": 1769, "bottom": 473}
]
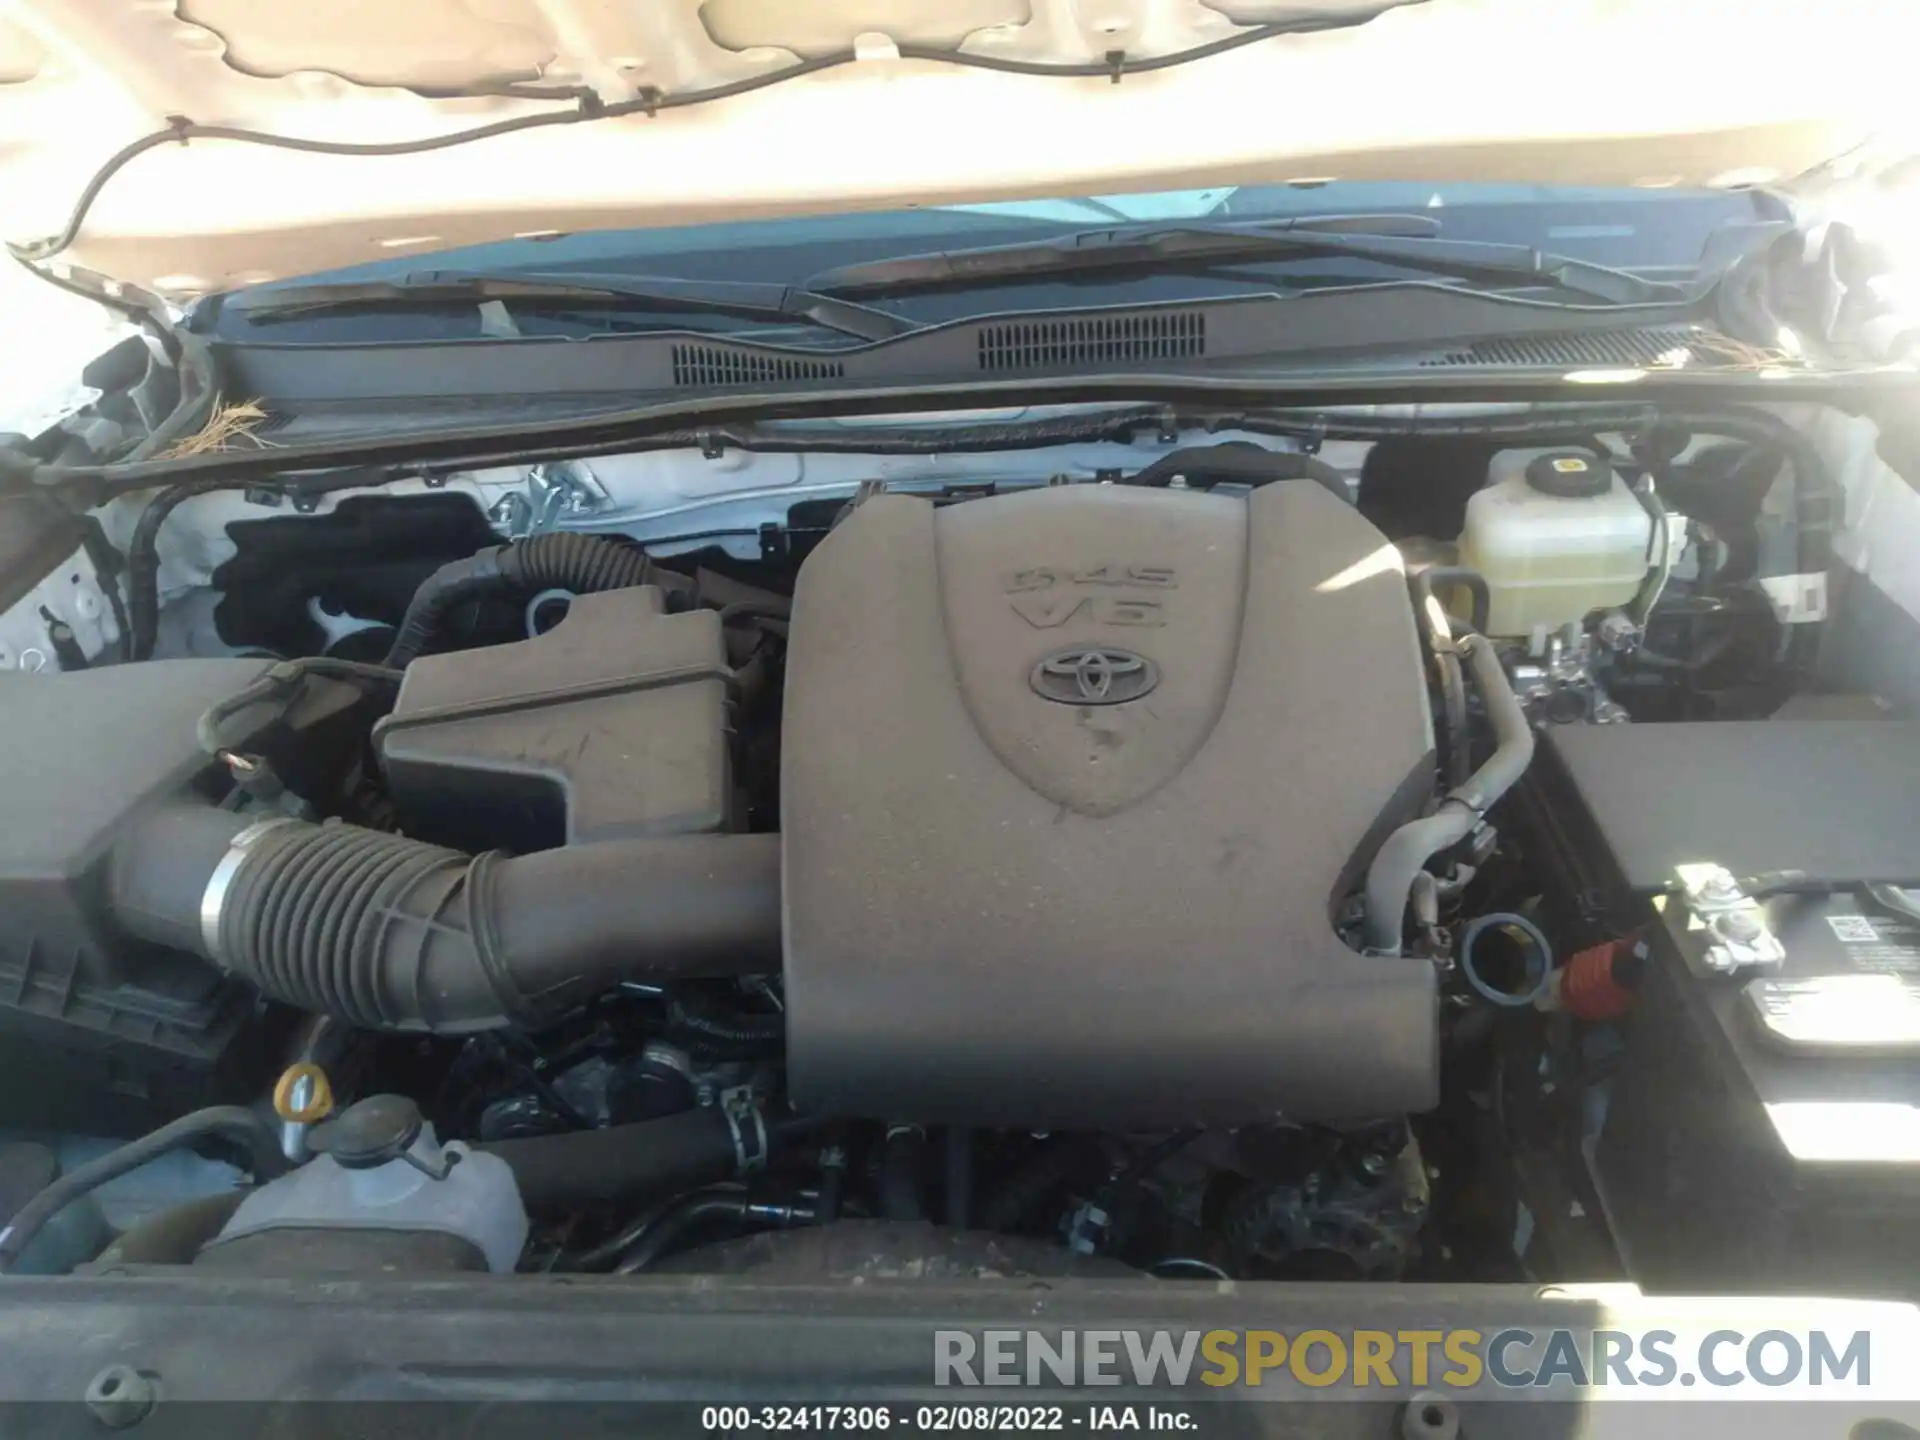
[{"left": 702, "top": 1406, "right": 1193, "bottom": 1431}]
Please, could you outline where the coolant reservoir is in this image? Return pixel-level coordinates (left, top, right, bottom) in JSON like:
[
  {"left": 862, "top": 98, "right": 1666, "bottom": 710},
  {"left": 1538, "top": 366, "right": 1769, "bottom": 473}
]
[
  {"left": 198, "top": 1095, "right": 528, "bottom": 1273},
  {"left": 1457, "top": 448, "right": 1654, "bottom": 638}
]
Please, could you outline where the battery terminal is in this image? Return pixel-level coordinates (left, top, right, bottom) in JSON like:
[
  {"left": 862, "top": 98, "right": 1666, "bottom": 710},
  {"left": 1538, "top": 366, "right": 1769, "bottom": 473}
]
[{"left": 1675, "top": 863, "right": 1787, "bottom": 974}]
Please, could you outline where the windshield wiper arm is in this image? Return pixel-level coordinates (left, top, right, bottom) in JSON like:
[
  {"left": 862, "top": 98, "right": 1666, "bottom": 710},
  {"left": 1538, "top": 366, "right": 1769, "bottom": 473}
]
[
  {"left": 230, "top": 269, "right": 915, "bottom": 341},
  {"left": 804, "top": 217, "right": 1694, "bottom": 306}
]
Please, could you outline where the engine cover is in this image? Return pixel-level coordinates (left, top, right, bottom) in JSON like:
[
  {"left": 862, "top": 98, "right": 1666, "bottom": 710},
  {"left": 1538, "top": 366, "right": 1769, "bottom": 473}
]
[{"left": 782, "top": 481, "right": 1440, "bottom": 1128}]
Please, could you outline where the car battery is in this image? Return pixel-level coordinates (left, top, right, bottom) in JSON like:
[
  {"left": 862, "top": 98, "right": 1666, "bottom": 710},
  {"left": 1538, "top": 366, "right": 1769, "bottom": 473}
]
[
  {"left": 1594, "top": 882, "right": 1920, "bottom": 1294},
  {"left": 1526, "top": 722, "right": 1920, "bottom": 1295}
]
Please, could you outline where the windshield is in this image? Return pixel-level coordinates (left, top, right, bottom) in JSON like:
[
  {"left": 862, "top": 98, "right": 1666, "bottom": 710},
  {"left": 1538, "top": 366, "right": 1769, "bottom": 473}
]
[{"left": 200, "top": 181, "right": 1779, "bottom": 345}]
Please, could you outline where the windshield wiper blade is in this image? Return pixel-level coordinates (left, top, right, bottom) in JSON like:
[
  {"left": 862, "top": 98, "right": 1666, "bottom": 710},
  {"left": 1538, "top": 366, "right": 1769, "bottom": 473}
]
[
  {"left": 804, "top": 217, "right": 1693, "bottom": 306},
  {"left": 230, "top": 269, "right": 915, "bottom": 341}
]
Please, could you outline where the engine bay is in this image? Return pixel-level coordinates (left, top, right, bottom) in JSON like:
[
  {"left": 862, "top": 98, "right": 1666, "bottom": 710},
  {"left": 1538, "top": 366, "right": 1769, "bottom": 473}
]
[{"left": 3, "top": 409, "right": 1919, "bottom": 1292}]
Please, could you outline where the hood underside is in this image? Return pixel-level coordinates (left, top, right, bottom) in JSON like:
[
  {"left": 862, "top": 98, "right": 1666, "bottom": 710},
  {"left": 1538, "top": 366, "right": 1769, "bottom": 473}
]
[{"left": 0, "top": 0, "right": 1907, "bottom": 301}]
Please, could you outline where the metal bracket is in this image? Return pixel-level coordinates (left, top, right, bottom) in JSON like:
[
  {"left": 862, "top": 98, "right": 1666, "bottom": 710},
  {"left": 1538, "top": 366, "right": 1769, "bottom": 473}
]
[
  {"left": 1758, "top": 572, "right": 1830, "bottom": 625},
  {"left": 721, "top": 1086, "right": 769, "bottom": 1173},
  {"left": 487, "top": 460, "right": 609, "bottom": 539},
  {"left": 1676, "top": 863, "right": 1787, "bottom": 974}
]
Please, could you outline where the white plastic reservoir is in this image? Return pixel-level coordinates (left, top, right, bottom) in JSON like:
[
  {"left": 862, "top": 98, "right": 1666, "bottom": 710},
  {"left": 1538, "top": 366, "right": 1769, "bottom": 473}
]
[{"left": 1457, "top": 448, "right": 1654, "bottom": 638}]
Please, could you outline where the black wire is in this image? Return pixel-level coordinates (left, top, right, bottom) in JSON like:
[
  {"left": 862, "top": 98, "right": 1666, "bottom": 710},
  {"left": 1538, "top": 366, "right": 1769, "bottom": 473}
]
[
  {"left": 196, "top": 656, "right": 404, "bottom": 756},
  {"left": 8, "top": 18, "right": 1373, "bottom": 268},
  {"left": 124, "top": 479, "right": 231, "bottom": 660},
  {"left": 892, "top": 20, "right": 1367, "bottom": 77},
  {"left": 78, "top": 517, "right": 133, "bottom": 661},
  {"left": 0, "top": 1106, "right": 287, "bottom": 1272}
]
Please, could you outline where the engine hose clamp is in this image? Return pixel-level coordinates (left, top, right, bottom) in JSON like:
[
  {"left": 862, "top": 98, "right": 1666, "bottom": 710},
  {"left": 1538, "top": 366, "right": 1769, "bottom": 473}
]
[
  {"left": 721, "top": 1088, "right": 769, "bottom": 1174},
  {"left": 199, "top": 818, "right": 297, "bottom": 965}
]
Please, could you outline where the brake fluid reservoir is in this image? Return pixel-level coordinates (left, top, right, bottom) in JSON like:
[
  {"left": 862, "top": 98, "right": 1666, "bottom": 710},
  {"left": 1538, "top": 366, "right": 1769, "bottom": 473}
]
[{"left": 1457, "top": 448, "right": 1654, "bottom": 638}]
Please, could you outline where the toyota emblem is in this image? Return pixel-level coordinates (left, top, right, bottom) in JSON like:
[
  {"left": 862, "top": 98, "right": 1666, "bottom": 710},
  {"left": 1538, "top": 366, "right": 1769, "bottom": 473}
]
[{"left": 1029, "top": 646, "right": 1160, "bottom": 706}]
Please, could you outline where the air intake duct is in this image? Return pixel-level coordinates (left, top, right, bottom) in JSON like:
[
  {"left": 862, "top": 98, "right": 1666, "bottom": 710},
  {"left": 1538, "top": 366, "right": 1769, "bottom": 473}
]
[{"left": 108, "top": 806, "right": 780, "bottom": 1032}]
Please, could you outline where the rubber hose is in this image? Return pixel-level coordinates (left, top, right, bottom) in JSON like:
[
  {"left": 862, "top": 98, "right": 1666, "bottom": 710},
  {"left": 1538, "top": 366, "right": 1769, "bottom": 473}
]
[
  {"left": 612, "top": 1190, "right": 814, "bottom": 1275},
  {"left": 1448, "top": 634, "right": 1534, "bottom": 814},
  {"left": 0, "top": 1107, "right": 287, "bottom": 1272},
  {"left": 1361, "top": 633, "right": 1534, "bottom": 955},
  {"left": 613, "top": 1192, "right": 753, "bottom": 1274},
  {"left": 1406, "top": 566, "right": 1488, "bottom": 793},
  {"left": 561, "top": 1183, "right": 745, "bottom": 1273},
  {"left": 1436, "top": 649, "right": 1470, "bottom": 791},
  {"left": 110, "top": 805, "right": 783, "bottom": 1032},
  {"left": 1124, "top": 443, "right": 1352, "bottom": 502},
  {"left": 1408, "top": 564, "right": 1491, "bottom": 640},
  {"left": 480, "top": 1106, "right": 832, "bottom": 1212},
  {"left": 382, "top": 533, "right": 652, "bottom": 668}
]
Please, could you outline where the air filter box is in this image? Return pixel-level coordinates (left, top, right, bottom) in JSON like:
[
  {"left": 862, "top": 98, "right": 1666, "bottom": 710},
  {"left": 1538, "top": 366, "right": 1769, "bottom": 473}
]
[{"left": 377, "top": 587, "right": 731, "bottom": 853}]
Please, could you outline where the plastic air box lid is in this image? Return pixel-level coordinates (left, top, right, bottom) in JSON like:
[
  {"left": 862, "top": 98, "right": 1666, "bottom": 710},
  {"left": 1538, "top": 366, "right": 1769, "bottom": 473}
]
[{"left": 376, "top": 587, "right": 730, "bottom": 852}]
